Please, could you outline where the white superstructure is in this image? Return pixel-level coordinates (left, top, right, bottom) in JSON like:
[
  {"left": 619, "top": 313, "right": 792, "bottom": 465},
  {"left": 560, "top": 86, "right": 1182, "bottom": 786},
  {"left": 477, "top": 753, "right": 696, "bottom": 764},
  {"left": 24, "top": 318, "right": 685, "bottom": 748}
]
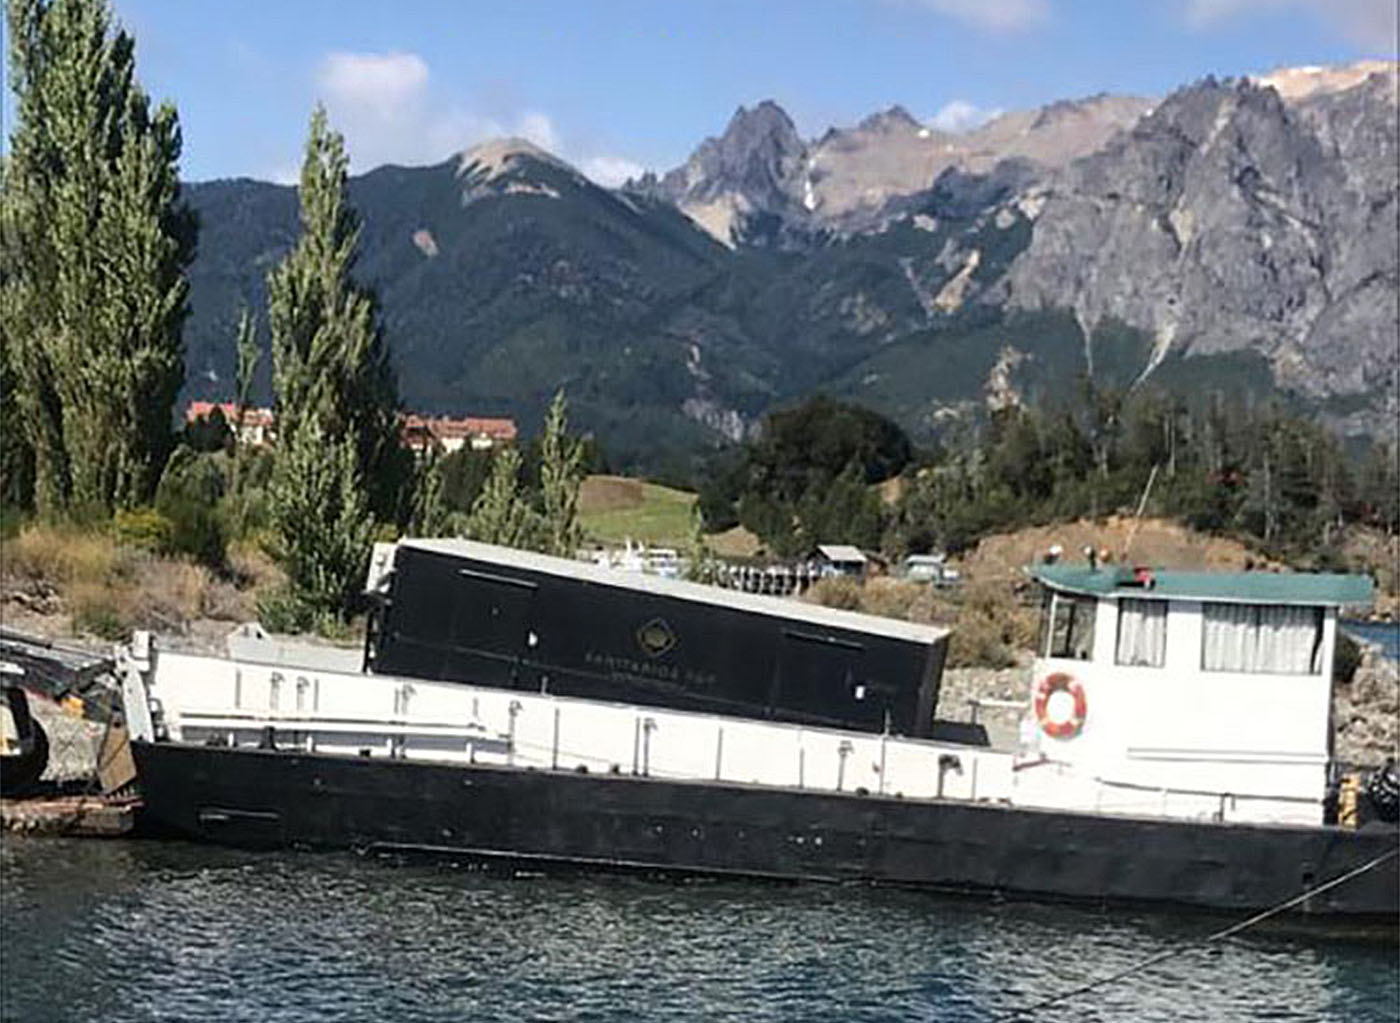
[{"left": 1010, "top": 564, "right": 1373, "bottom": 826}]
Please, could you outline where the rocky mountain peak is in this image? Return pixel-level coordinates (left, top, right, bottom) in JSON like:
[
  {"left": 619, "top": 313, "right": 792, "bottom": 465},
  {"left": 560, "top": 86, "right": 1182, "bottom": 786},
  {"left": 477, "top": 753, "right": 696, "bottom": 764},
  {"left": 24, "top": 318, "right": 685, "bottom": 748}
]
[
  {"left": 686, "top": 100, "right": 805, "bottom": 203},
  {"left": 648, "top": 99, "right": 809, "bottom": 245},
  {"left": 856, "top": 105, "right": 923, "bottom": 134},
  {"left": 455, "top": 137, "right": 588, "bottom": 203},
  {"left": 1251, "top": 59, "right": 1398, "bottom": 103}
]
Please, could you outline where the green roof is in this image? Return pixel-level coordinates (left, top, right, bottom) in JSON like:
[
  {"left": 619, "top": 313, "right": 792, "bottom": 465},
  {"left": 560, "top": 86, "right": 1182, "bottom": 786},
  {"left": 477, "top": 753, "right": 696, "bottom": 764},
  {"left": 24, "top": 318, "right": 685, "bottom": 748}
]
[{"left": 1028, "top": 564, "right": 1374, "bottom": 607}]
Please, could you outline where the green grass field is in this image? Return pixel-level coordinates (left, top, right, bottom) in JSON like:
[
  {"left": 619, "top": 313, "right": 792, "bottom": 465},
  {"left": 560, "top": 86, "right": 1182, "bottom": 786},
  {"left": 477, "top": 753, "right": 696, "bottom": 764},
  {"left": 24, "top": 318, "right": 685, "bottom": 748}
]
[{"left": 578, "top": 475, "right": 698, "bottom": 547}]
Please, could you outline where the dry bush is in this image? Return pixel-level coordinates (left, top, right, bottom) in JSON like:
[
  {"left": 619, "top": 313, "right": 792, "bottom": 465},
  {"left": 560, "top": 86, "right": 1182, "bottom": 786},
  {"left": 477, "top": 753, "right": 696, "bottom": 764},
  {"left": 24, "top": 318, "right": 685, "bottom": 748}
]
[
  {"left": 133, "top": 557, "right": 214, "bottom": 627},
  {"left": 805, "top": 576, "right": 863, "bottom": 610},
  {"left": 946, "top": 578, "right": 1038, "bottom": 669},
  {"left": 858, "top": 577, "right": 923, "bottom": 621},
  {"left": 4, "top": 522, "right": 281, "bottom": 640},
  {"left": 4, "top": 523, "right": 121, "bottom": 586},
  {"left": 228, "top": 539, "right": 284, "bottom": 592},
  {"left": 68, "top": 580, "right": 132, "bottom": 640}
]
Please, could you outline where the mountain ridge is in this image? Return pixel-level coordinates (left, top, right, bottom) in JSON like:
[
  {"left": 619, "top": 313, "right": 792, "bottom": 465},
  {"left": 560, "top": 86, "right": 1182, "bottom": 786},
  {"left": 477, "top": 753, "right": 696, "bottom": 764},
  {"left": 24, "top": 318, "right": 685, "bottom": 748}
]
[{"left": 178, "top": 60, "right": 1399, "bottom": 473}]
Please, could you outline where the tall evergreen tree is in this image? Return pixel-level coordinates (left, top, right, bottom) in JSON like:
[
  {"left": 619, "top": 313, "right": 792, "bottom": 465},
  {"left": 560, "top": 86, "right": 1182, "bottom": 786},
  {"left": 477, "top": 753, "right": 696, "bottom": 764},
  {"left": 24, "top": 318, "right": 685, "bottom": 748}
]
[
  {"left": 2, "top": 0, "right": 194, "bottom": 515},
  {"left": 261, "top": 418, "right": 375, "bottom": 632},
  {"left": 262, "top": 108, "right": 403, "bottom": 624},
  {"left": 537, "top": 389, "right": 584, "bottom": 557},
  {"left": 466, "top": 446, "right": 535, "bottom": 548},
  {"left": 265, "top": 105, "right": 406, "bottom": 524}
]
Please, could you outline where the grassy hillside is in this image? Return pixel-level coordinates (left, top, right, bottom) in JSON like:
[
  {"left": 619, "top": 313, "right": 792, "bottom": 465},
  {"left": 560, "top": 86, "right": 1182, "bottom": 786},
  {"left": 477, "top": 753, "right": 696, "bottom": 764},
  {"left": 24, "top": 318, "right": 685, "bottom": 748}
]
[{"left": 578, "top": 475, "right": 698, "bottom": 547}]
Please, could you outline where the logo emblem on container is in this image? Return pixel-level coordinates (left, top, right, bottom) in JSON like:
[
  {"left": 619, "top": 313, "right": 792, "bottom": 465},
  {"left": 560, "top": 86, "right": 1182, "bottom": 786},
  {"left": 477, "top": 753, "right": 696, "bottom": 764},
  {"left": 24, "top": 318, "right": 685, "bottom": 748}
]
[{"left": 636, "top": 617, "right": 677, "bottom": 658}]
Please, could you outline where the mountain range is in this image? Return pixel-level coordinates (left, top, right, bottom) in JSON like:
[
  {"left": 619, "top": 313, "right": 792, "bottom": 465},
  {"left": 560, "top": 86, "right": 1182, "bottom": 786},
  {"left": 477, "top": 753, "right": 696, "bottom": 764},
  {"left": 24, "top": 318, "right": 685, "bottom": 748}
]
[{"left": 181, "top": 60, "right": 1398, "bottom": 474}]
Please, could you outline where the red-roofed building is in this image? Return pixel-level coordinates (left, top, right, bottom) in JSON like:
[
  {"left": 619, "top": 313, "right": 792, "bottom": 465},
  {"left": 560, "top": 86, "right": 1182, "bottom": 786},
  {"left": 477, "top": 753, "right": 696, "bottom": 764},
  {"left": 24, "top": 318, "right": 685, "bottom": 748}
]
[
  {"left": 401, "top": 414, "right": 518, "bottom": 457},
  {"left": 185, "top": 401, "right": 276, "bottom": 448}
]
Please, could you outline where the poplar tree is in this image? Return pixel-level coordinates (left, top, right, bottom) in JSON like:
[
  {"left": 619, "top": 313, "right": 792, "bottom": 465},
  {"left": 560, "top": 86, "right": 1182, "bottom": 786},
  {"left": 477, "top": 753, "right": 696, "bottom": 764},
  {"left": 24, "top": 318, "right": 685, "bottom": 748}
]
[
  {"left": 262, "top": 107, "right": 405, "bottom": 624},
  {"left": 265, "top": 106, "right": 405, "bottom": 524},
  {"left": 466, "top": 446, "right": 536, "bottom": 548},
  {"left": 228, "top": 307, "right": 259, "bottom": 529},
  {"left": 2, "top": 0, "right": 194, "bottom": 515},
  {"left": 260, "top": 419, "right": 375, "bottom": 631},
  {"left": 537, "top": 389, "right": 584, "bottom": 557}
]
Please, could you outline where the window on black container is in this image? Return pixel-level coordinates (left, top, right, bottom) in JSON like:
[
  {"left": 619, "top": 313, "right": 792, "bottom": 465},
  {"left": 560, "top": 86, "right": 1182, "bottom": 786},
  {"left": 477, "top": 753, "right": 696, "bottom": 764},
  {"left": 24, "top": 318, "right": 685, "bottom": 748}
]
[
  {"left": 1044, "top": 593, "right": 1096, "bottom": 660},
  {"left": 1116, "top": 598, "right": 1168, "bottom": 667},
  {"left": 1200, "top": 602, "right": 1324, "bottom": 674}
]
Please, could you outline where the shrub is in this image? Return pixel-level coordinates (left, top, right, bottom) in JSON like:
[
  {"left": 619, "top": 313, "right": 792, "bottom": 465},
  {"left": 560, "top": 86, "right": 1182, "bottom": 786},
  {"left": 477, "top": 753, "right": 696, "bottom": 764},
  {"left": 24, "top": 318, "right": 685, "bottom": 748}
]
[
  {"left": 159, "top": 497, "right": 227, "bottom": 568},
  {"left": 4, "top": 523, "right": 120, "bottom": 585},
  {"left": 113, "top": 507, "right": 174, "bottom": 552},
  {"left": 69, "top": 582, "right": 129, "bottom": 640},
  {"left": 945, "top": 579, "right": 1036, "bottom": 669},
  {"left": 155, "top": 446, "right": 228, "bottom": 568},
  {"left": 1333, "top": 631, "right": 1363, "bottom": 685},
  {"left": 805, "top": 575, "right": 863, "bottom": 611},
  {"left": 0, "top": 504, "right": 25, "bottom": 541},
  {"left": 136, "top": 558, "right": 214, "bottom": 626},
  {"left": 859, "top": 577, "right": 922, "bottom": 621}
]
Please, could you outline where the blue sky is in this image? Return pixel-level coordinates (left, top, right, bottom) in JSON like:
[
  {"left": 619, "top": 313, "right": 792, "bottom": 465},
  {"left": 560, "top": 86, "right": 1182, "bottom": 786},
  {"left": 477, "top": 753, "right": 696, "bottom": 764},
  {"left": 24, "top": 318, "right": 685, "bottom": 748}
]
[{"left": 5, "top": 0, "right": 1396, "bottom": 184}]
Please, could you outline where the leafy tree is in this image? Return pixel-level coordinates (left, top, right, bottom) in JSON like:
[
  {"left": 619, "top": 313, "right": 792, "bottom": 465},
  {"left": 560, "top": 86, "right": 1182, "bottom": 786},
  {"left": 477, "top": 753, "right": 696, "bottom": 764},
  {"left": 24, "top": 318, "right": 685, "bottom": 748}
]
[
  {"left": 265, "top": 105, "right": 408, "bottom": 526},
  {"left": 154, "top": 446, "right": 227, "bottom": 567},
  {"left": 537, "top": 389, "right": 584, "bottom": 557},
  {"left": 229, "top": 306, "right": 259, "bottom": 502},
  {"left": 184, "top": 407, "right": 233, "bottom": 453},
  {"left": 748, "top": 395, "right": 911, "bottom": 504},
  {"left": 0, "top": 339, "right": 35, "bottom": 509},
  {"left": 260, "top": 419, "right": 375, "bottom": 632},
  {"left": 466, "top": 445, "right": 536, "bottom": 548},
  {"left": 262, "top": 108, "right": 403, "bottom": 625},
  {"left": 439, "top": 447, "right": 495, "bottom": 512},
  {"left": 711, "top": 396, "right": 911, "bottom": 553},
  {"left": 406, "top": 450, "right": 451, "bottom": 537},
  {"left": 796, "top": 463, "right": 886, "bottom": 552},
  {"left": 2, "top": 0, "right": 195, "bottom": 515}
]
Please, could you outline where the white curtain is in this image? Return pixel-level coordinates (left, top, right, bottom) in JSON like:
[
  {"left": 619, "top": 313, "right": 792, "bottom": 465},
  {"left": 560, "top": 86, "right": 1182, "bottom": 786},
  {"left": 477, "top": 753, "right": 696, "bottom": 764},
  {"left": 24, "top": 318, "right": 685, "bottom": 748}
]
[
  {"left": 1255, "top": 605, "right": 1322, "bottom": 674},
  {"left": 1116, "top": 599, "right": 1167, "bottom": 667},
  {"left": 1202, "top": 603, "right": 1321, "bottom": 674}
]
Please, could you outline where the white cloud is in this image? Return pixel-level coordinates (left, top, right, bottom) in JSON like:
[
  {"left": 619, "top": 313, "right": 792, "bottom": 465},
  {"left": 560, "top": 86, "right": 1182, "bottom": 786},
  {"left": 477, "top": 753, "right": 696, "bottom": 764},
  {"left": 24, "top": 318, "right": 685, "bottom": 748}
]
[
  {"left": 516, "top": 111, "right": 561, "bottom": 152},
  {"left": 317, "top": 52, "right": 428, "bottom": 121},
  {"left": 903, "top": 0, "right": 1050, "bottom": 32},
  {"left": 929, "top": 99, "right": 1003, "bottom": 132},
  {"left": 312, "top": 52, "right": 570, "bottom": 172},
  {"left": 1183, "top": 0, "right": 1397, "bottom": 52},
  {"left": 306, "top": 50, "right": 648, "bottom": 187},
  {"left": 581, "top": 155, "right": 646, "bottom": 188}
]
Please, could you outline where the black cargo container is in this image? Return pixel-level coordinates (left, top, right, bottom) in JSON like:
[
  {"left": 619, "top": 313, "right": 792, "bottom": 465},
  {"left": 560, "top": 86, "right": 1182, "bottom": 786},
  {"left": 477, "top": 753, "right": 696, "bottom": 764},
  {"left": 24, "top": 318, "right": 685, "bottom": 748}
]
[{"left": 366, "top": 540, "right": 948, "bottom": 737}]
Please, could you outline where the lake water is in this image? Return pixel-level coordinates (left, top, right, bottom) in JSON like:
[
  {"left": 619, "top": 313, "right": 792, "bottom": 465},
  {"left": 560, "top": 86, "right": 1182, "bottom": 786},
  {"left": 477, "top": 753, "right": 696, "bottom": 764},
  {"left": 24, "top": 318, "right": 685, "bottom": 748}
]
[
  {"left": 1, "top": 838, "right": 1395, "bottom": 1023},
  {"left": 1341, "top": 620, "right": 1400, "bottom": 663}
]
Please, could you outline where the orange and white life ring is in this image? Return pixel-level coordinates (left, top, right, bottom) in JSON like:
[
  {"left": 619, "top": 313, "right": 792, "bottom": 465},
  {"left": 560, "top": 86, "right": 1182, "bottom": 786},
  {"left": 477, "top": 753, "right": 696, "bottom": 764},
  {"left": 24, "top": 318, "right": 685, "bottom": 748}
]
[{"left": 1034, "top": 672, "right": 1087, "bottom": 739}]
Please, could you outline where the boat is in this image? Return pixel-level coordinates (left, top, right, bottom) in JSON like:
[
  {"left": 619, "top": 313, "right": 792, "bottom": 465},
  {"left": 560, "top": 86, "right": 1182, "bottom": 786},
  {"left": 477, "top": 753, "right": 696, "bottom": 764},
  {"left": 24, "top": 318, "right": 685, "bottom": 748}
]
[{"left": 117, "top": 541, "right": 1397, "bottom": 923}]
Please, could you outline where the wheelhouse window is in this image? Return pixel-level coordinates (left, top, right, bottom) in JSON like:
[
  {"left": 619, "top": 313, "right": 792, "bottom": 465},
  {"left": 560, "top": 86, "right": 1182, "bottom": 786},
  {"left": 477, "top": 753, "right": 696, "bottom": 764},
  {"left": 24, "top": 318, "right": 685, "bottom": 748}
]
[
  {"left": 1200, "top": 603, "right": 1324, "bottom": 675},
  {"left": 1041, "top": 592, "right": 1097, "bottom": 660},
  {"left": 1115, "top": 598, "right": 1167, "bottom": 667}
]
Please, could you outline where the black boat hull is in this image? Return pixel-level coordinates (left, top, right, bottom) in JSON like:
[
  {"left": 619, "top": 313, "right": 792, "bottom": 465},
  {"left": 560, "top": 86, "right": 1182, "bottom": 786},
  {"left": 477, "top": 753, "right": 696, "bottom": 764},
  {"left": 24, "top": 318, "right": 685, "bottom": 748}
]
[{"left": 131, "top": 740, "right": 1399, "bottom": 923}]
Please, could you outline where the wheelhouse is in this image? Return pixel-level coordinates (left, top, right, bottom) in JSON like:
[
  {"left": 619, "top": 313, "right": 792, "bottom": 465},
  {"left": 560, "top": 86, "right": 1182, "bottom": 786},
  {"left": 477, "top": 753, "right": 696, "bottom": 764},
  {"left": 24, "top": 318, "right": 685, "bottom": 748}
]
[{"left": 1016, "top": 564, "right": 1374, "bottom": 826}]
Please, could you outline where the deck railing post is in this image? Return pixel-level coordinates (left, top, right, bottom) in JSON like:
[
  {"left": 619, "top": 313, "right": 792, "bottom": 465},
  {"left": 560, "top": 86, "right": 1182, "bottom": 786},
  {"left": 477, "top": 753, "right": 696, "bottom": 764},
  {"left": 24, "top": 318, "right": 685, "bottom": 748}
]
[
  {"left": 507, "top": 700, "right": 522, "bottom": 766},
  {"left": 641, "top": 717, "right": 656, "bottom": 777},
  {"left": 551, "top": 704, "right": 561, "bottom": 770}
]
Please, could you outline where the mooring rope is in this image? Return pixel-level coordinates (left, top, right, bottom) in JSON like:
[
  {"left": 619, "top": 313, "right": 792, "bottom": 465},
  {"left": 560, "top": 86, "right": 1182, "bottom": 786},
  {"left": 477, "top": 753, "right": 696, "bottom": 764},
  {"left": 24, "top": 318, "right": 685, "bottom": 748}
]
[{"left": 993, "top": 846, "right": 1399, "bottom": 1021}]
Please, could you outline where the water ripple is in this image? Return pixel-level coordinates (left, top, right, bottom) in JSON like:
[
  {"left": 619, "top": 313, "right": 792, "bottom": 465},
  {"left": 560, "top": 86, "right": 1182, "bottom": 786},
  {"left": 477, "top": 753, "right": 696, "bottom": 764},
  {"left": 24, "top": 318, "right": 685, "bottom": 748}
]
[{"left": 2, "top": 839, "right": 1395, "bottom": 1023}]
